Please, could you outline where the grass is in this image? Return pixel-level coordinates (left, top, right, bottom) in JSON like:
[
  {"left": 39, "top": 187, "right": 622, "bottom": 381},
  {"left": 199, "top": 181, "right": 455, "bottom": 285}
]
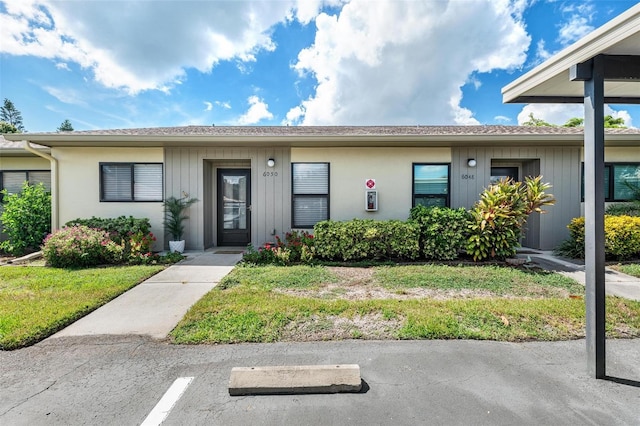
[
  {"left": 0, "top": 265, "right": 163, "bottom": 350},
  {"left": 171, "top": 264, "right": 640, "bottom": 344},
  {"left": 612, "top": 263, "right": 640, "bottom": 278}
]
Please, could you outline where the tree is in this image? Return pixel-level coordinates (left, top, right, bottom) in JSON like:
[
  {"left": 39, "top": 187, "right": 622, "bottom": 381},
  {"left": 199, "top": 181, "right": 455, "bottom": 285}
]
[
  {"left": 57, "top": 119, "right": 74, "bottom": 132},
  {"left": 563, "top": 117, "right": 584, "bottom": 127},
  {"left": 522, "top": 113, "right": 554, "bottom": 127},
  {"left": 0, "top": 121, "right": 19, "bottom": 134},
  {"left": 604, "top": 114, "right": 625, "bottom": 128},
  {"left": 0, "top": 98, "right": 25, "bottom": 132},
  {"left": 561, "top": 115, "right": 626, "bottom": 128}
]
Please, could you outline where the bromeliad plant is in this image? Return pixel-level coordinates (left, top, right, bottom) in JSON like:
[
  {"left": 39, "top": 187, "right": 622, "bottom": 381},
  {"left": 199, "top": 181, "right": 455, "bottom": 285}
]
[{"left": 466, "top": 176, "right": 555, "bottom": 261}]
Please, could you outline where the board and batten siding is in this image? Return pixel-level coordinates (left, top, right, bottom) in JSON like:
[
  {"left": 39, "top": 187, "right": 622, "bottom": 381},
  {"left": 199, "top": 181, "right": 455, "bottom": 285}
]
[
  {"left": 452, "top": 146, "right": 581, "bottom": 250},
  {"left": 164, "top": 146, "right": 291, "bottom": 250}
]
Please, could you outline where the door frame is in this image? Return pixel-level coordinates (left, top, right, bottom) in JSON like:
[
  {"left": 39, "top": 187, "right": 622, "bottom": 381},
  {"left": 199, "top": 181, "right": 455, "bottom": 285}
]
[{"left": 216, "top": 168, "right": 251, "bottom": 246}]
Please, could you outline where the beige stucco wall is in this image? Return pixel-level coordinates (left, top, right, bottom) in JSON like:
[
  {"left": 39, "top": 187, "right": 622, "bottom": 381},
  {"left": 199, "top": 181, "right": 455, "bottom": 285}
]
[
  {"left": 291, "top": 147, "right": 451, "bottom": 222},
  {"left": 0, "top": 156, "right": 50, "bottom": 170},
  {"left": 580, "top": 146, "right": 640, "bottom": 162},
  {"left": 53, "top": 147, "right": 165, "bottom": 250}
]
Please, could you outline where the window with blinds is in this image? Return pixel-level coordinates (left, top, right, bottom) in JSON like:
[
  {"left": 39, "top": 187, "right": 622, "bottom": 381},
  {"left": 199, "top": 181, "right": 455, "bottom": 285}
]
[
  {"left": 292, "top": 163, "right": 329, "bottom": 228},
  {"left": 412, "top": 163, "right": 450, "bottom": 207},
  {"left": 100, "top": 163, "right": 163, "bottom": 202},
  {"left": 0, "top": 170, "right": 51, "bottom": 200}
]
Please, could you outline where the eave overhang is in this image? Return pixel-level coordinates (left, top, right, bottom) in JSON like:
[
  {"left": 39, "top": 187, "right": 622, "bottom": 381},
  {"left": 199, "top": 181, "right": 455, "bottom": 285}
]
[{"left": 4, "top": 130, "right": 638, "bottom": 148}]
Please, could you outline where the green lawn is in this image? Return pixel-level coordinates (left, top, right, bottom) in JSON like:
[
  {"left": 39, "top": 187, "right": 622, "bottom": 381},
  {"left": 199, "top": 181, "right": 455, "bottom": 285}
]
[
  {"left": 0, "top": 265, "right": 163, "bottom": 350},
  {"left": 171, "top": 264, "right": 640, "bottom": 344}
]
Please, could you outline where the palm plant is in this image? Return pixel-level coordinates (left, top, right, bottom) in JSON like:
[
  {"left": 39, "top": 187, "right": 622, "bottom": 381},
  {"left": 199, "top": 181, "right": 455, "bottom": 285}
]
[{"left": 163, "top": 195, "right": 198, "bottom": 241}]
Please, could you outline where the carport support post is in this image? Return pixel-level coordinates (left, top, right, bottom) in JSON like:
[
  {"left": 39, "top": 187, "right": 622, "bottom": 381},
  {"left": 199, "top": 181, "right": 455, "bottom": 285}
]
[{"left": 582, "top": 55, "right": 606, "bottom": 379}]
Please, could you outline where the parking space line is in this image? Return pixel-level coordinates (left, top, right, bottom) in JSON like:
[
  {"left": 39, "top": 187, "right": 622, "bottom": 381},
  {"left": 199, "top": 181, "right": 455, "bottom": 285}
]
[{"left": 141, "top": 376, "right": 194, "bottom": 426}]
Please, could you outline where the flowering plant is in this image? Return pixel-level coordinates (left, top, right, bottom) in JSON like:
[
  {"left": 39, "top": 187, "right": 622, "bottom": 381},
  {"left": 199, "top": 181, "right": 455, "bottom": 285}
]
[{"left": 241, "top": 230, "right": 315, "bottom": 265}]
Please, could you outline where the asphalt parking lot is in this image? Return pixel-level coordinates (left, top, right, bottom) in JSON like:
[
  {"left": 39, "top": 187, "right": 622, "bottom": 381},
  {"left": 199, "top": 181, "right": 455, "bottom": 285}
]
[{"left": 1, "top": 336, "right": 639, "bottom": 425}]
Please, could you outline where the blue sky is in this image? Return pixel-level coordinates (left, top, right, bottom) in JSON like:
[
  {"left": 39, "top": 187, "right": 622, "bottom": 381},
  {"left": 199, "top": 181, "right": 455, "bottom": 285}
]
[{"left": 1, "top": 0, "right": 639, "bottom": 132}]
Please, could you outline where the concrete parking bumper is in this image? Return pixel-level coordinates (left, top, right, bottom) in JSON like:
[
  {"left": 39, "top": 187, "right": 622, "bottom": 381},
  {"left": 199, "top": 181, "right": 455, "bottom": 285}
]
[{"left": 229, "top": 364, "right": 362, "bottom": 396}]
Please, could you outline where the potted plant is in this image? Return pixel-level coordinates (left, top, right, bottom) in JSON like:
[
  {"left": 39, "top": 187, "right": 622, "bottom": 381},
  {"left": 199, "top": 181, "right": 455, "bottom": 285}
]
[{"left": 163, "top": 195, "right": 198, "bottom": 253}]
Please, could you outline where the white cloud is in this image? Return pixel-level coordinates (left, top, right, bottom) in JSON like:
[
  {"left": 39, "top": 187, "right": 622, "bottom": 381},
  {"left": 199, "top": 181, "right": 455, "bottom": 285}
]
[
  {"left": 494, "top": 115, "right": 511, "bottom": 123},
  {"left": 534, "top": 39, "right": 551, "bottom": 64},
  {"left": 558, "top": 15, "right": 594, "bottom": 46},
  {"left": 1, "top": 0, "right": 296, "bottom": 94},
  {"left": 237, "top": 95, "right": 273, "bottom": 125},
  {"left": 285, "top": 0, "right": 530, "bottom": 125},
  {"left": 216, "top": 101, "right": 232, "bottom": 110},
  {"left": 609, "top": 109, "right": 634, "bottom": 128},
  {"left": 204, "top": 101, "right": 213, "bottom": 112},
  {"left": 557, "top": 2, "right": 595, "bottom": 46},
  {"left": 42, "top": 85, "right": 88, "bottom": 106},
  {"left": 517, "top": 104, "right": 635, "bottom": 128}
]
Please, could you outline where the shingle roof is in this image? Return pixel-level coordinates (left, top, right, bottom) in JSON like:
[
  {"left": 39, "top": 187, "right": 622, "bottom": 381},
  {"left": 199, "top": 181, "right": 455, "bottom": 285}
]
[
  {"left": 0, "top": 134, "right": 48, "bottom": 152},
  {"left": 12, "top": 125, "right": 640, "bottom": 138}
]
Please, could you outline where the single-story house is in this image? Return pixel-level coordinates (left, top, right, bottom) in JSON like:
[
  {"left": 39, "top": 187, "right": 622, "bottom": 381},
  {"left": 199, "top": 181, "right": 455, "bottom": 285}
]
[{"left": 3, "top": 125, "right": 640, "bottom": 252}]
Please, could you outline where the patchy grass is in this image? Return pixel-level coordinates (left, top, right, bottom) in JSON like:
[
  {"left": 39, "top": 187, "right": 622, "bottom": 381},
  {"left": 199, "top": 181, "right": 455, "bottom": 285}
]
[
  {"left": 171, "top": 264, "right": 640, "bottom": 344},
  {"left": 611, "top": 263, "right": 640, "bottom": 278},
  {"left": 0, "top": 265, "right": 163, "bottom": 350}
]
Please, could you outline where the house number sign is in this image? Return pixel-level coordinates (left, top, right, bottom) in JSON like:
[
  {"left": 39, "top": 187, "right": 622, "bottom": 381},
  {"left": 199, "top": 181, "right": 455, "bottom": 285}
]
[
  {"left": 461, "top": 174, "right": 475, "bottom": 180},
  {"left": 263, "top": 171, "right": 278, "bottom": 177}
]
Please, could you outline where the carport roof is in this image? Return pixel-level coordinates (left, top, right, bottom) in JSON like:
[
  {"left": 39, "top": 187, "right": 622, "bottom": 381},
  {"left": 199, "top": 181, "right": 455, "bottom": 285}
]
[{"left": 502, "top": 3, "right": 640, "bottom": 104}]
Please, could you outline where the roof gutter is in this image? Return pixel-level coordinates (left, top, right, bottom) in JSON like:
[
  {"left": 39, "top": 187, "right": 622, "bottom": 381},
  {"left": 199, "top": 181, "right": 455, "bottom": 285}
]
[{"left": 22, "top": 140, "right": 59, "bottom": 231}]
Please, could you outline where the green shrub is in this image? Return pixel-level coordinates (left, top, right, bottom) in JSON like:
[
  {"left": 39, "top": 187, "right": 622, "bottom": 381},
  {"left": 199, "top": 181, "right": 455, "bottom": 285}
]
[
  {"left": 313, "top": 219, "right": 420, "bottom": 261},
  {"left": 409, "top": 205, "right": 470, "bottom": 260},
  {"left": 65, "top": 216, "right": 151, "bottom": 242},
  {"left": 466, "top": 176, "right": 555, "bottom": 261},
  {"left": 558, "top": 215, "right": 640, "bottom": 260},
  {"left": 606, "top": 202, "right": 640, "bottom": 217},
  {"left": 0, "top": 182, "right": 51, "bottom": 255},
  {"left": 65, "top": 216, "right": 155, "bottom": 260},
  {"left": 42, "top": 225, "right": 124, "bottom": 268}
]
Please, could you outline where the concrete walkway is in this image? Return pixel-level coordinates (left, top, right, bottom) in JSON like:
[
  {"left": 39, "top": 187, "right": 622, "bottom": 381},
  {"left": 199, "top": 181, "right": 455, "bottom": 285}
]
[
  {"left": 50, "top": 250, "right": 242, "bottom": 339},
  {"left": 517, "top": 250, "right": 640, "bottom": 301}
]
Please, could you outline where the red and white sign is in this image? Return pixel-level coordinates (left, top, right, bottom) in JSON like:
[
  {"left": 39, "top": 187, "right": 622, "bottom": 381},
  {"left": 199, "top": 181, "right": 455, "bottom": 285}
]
[{"left": 365, "top": 179, "right": 376, "bottom": 189}]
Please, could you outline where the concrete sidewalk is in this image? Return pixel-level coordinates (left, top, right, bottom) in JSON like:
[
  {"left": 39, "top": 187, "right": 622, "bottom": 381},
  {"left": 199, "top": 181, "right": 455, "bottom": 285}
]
[
  {"left": 50, "top": 250, "right": 242, "bottom": 339},
  {"left": 517, "top": 251, "right": 640, "bottom": 301}
]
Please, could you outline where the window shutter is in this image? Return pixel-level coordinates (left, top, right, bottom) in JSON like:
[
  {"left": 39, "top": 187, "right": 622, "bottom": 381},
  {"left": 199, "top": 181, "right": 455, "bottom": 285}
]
[
  {"left": 134, "top": 164, "right": 163, "bottom": 201},
  {"left": 102, "top": 164, "right": 132, "bottom": 201}
]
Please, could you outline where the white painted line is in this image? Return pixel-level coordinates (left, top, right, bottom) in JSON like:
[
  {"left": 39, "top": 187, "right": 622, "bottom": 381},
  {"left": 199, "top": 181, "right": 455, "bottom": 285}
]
[{"left": 141, "top": 376, "right": 194, "bottom": 426}]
